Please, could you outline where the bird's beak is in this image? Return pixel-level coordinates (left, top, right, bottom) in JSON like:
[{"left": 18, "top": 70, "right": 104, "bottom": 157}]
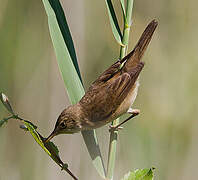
[{"left": 45, "top": 130, "right": 58, "bottom": 143}]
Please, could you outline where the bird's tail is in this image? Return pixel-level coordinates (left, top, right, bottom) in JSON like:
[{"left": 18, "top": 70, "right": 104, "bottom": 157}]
[{"left": 121, "top": 19, "right": 158, "bottom": 72}]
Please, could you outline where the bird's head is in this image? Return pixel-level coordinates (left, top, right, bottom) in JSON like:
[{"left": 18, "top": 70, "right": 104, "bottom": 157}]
[{"left": 45, "top": 106, "right": 81, "bottom": 142}]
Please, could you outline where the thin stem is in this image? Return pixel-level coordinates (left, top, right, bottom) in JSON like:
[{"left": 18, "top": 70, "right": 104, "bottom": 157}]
[
  {"left": 120, "top": 0, "right": 134, "bottom": 58},
  {"left": 110, "top": 111, "right": 139, "bottom": 131},
  {"left": 3, "top": 115, "right": 15, "bottom": 121},
  {"left": 2, "top": 113, "right": 78, "bottom": 180},
  {"left": 60, "top": 164, "right": 78, "bottom": 180},
  {"left": 107, "top": 0, "right": 134, "bottom": 179}
]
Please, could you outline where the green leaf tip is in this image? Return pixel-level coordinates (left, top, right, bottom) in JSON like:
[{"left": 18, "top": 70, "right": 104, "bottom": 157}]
[
  {"left": 105, "top": 0, "right": 123, "bottom": 45},
  {"left": 0, "top": 93, "right": 14, "bottom": 114},
  {"left": 121, "top": 168, "right": 155, "bottom": 180},
  {"left": 120, "top": 0, "right": 127, "bottom": 24},
  {"left": 23, "top": 120, "right": 68, "bottom": 167},
  {"left": 48, "top": 0, "right": 83, "bottom": 84},
  {"left": 23, "top": 120, "right": 53, "bottom": 154}
]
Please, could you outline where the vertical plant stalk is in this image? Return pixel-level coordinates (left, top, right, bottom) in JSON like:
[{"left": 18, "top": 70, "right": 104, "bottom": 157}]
[
  {"left": 120, "top": 0, "right": 134, "bottom": 58},
  {"left": 107, "top": 0, "right": 134, "bottom": 179}
]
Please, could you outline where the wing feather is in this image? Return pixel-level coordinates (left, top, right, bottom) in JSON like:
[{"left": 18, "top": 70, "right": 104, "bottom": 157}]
[{"left": 80, "top": 62, "right": 144, "bottom": 123}]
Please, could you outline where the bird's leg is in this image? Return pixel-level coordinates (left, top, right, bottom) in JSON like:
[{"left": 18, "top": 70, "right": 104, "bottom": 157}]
[{"left": 109, "top": 108, "right": 140, "bottom": 132}]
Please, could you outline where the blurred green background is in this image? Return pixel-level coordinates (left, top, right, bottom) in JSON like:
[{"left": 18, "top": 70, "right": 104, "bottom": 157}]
[{"left": 0, "top": 0, "right": 198, "bottom": 180}]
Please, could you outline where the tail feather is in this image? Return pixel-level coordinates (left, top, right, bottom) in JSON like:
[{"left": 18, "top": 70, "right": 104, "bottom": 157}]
[{"left": 121, "top": 19, "right": 158, "bottom": 72}]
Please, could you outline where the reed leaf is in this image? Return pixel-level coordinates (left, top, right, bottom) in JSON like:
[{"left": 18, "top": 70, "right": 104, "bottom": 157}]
[
  {"left": 105, "top": 0, "right": 123, "bottom": 45},
  {"left": 41, "top": 0, "right": 106, "bottom": 178}
]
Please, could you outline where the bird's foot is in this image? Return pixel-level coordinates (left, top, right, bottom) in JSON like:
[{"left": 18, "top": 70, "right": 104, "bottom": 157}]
[
  {"left": 109, "top": 125, "right": 123, "bottom": 132},
  {"left": 127, "top": 108, "right": 140, "bottom": 115},
  {"left": 109, "top": 109, "right": 140, "bottom": 133}
]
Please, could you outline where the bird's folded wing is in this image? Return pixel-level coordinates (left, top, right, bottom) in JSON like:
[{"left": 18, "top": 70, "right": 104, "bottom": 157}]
[
  {"left": 79, "top": 62, "right": 144, "bottom": 123},
  {"left": 107, "top": 62, "right": 144, "bottom": 107}
]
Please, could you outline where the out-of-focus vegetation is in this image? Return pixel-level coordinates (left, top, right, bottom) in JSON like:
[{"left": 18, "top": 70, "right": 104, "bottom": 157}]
[{"left": 0, "top": 0, "right": 198, "bottom": 180}]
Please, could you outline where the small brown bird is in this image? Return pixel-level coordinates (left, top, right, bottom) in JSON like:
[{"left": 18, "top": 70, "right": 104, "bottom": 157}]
[{"left": 46, "top": 20, "right": 158, "bottom": 142}]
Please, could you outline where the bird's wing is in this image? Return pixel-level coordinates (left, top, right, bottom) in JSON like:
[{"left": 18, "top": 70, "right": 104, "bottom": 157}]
[
  {"left": 80, "top": 62, "right": 144, "bottom": 122},
  {"left": 79, "top": 20, "right": 158, "bottom": 123},
  {"left": 107, "top": 62, "right": 144, "bottom": 108}
]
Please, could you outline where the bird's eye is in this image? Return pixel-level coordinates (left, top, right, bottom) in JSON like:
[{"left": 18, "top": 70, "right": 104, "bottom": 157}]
[{"left": 59, "top": 121, "right": 66, "bottom": 129}]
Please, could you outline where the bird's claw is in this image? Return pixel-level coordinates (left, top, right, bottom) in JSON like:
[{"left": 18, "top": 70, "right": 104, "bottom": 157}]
[
  {"left": 127, "top": 108, "right": 140, "bottom": 115},
  {"left": 109, "top": 125, "right": 123, "bottom": 132}
]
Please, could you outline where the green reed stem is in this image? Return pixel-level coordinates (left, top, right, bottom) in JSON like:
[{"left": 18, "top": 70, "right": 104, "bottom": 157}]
[{"left": 107, "top": 0, "right": 134, "bottom": 179}]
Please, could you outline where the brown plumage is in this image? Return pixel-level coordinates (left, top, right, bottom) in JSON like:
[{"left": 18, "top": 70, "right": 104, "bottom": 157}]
[{"left": 46, "top": 19, "right": 158, "bottom": 141}]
